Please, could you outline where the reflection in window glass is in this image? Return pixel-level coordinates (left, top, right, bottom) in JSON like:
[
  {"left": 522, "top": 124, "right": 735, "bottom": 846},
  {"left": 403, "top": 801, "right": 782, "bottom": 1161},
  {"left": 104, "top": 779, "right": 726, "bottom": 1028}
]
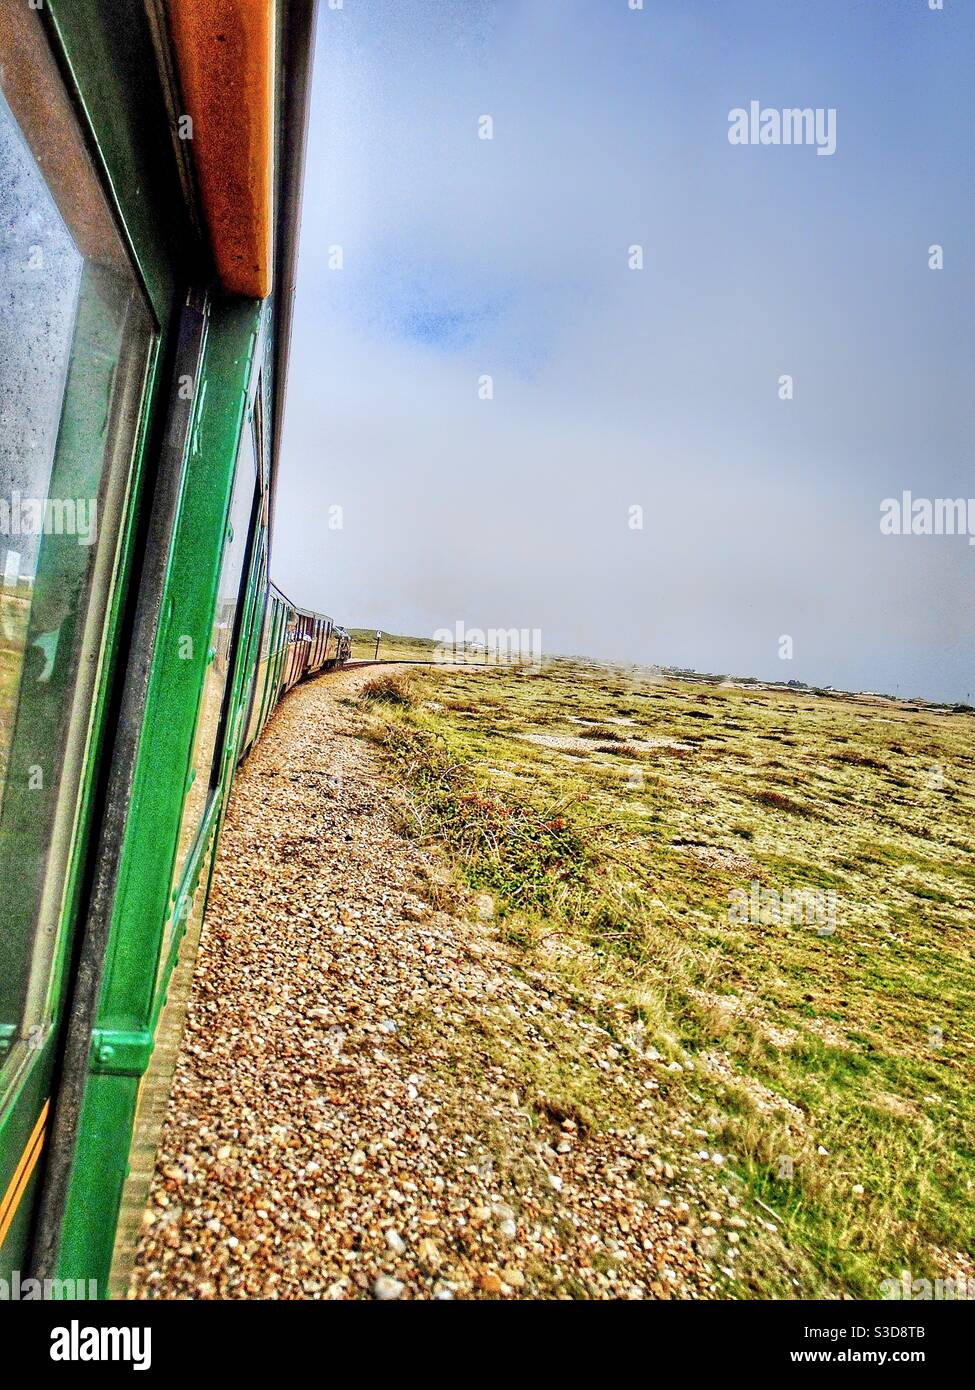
[
  {"left": 243, "top": 587, "right": 274, "bottom": 750},
  {"left": 0, "top": 40, "right": 154, "bottom": 1080},
  {"left": 172, "top": 421, "right": 257, "bottom": 879},
  {"left": 0, "top": 96, "right": 83, "bottom": 785}
]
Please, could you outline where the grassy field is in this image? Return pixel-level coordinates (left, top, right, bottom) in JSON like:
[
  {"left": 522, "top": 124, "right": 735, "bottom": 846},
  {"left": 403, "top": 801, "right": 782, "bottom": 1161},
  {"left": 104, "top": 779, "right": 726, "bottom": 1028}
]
[
  {"left": 347, "top": 626, "right": 496, "bottom": 664},
  {"left": 358, "top": 656, "right": 975, "bottom": 1299}
]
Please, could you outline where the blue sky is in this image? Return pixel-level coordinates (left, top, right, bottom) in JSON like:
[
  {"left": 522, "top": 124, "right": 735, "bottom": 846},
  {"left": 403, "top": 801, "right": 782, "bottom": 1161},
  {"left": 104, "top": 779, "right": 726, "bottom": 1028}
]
[{"left": 275, "top": 0, "right": 974, "bottom": 700}]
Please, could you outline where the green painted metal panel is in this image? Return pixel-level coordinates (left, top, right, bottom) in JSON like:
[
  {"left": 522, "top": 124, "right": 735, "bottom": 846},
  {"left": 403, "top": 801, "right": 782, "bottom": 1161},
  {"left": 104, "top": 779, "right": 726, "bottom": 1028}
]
[
  {"left": 1, "top": 0, "right": 344, "bottom": 1296},
  {"left": 55, "top": 299, "right": 265, "bottom": 1289},
  {"left": 0, "top": 6, "right": 167, "bottom": 1272}
]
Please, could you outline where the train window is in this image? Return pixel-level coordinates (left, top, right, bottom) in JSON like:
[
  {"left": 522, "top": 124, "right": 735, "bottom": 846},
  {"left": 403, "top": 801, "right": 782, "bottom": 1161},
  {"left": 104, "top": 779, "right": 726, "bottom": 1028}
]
[
  {"left": 172, "top": 417, "right": 258, "bottom": 879},
  {"left": 0, "top": 14, "right": 153, "bottom": 1085},
  {"left": 243, "top": 589, "right": 275, "bottom": 750}
]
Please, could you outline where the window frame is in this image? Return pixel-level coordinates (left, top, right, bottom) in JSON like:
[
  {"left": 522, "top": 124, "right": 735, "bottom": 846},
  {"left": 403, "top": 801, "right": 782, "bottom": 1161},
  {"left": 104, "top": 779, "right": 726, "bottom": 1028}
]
[
  {"left": 0, "top": 10, "right": 159, "bottom": 1110},
  {"left": 0, "top": 0, "right": 185, "bottom": 1277}
]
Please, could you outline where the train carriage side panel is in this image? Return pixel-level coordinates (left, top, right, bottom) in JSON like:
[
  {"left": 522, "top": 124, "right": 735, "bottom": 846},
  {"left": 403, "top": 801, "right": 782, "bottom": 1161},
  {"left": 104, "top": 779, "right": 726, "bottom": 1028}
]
[
  {"left": 8, "top": 0, "right": 349, "bottom": 1294},
  {"left": 0, "top": 0, "right": 195, "bottom": 1282},
  {"left": 22, "top": 0, "right": 317, "bottom": 1294}
]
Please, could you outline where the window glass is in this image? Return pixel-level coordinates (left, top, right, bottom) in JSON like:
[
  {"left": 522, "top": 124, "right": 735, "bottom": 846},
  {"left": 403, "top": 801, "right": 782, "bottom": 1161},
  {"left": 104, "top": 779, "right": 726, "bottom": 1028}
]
[
  {"left": 172, "top": 420, "right": 257, "bottom": 879},
  {"left": 243, "top": 591, "right": 273, "bottom": 749},
  {"left": 0, "top": 22, "right": 154, "bottom": 1082}
]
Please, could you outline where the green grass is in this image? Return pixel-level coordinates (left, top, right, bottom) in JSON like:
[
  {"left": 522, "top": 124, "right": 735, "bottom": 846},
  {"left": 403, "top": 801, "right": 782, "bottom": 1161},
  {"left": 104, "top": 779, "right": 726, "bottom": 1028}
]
[
  {"left": 347, "top": 625, "right": 506, "bottom": 665},
  {"left": 347, "top": 627, "right": 439, "bottom": 662},
  {"left": 361, "top": 658, "right": 975, "bottom": 1299}
]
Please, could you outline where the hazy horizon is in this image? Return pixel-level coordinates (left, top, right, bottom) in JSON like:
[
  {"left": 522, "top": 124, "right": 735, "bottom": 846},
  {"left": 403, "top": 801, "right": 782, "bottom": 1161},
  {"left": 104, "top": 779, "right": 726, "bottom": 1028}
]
[
  {"left": 340, "top": 621, "right": 970, "bottom": 705},
  {"left": 274, "top": 0, "right": 974, "bottom": 704}
]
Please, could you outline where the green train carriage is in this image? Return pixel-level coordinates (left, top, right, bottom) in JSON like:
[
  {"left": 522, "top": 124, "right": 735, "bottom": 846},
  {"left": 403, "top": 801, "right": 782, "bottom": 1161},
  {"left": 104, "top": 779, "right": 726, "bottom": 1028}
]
[{"left": 0, "top": 0, "right": 336, "bottom": 1295}]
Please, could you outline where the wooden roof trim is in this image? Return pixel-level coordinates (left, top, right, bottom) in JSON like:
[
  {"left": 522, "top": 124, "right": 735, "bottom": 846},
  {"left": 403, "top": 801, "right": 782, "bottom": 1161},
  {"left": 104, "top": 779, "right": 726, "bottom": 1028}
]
[{"left": 165, "top": 0, "right": 275, "bottom": 298}]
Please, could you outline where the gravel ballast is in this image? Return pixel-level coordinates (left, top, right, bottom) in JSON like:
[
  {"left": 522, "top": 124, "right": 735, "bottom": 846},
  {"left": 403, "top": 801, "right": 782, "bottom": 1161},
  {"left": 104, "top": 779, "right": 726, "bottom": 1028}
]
[{"left": 131, "top": 666, "right": 729, "bottom": 1300}]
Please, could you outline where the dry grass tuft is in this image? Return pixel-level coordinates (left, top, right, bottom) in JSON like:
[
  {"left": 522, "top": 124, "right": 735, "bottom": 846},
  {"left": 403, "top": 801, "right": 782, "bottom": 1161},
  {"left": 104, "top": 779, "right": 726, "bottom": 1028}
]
[{"left": 359, "top": 670, "right": 417, "bottom": 706}]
